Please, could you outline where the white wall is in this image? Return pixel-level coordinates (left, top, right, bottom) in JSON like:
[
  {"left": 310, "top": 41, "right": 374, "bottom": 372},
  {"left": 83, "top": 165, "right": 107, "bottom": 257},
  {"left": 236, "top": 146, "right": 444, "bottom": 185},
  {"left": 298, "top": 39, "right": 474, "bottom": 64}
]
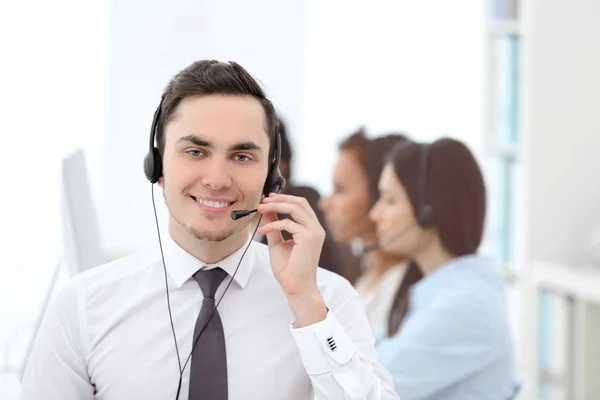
[
  {"left": 301, "top": 0, "right": 485, "bottom": 195},
  {"left": 101, "top": 0, "right": 307, "bottom": 254},
  {"left": 0, "top": 0, "right": 109, "bottom": 395},
  {"left": 522, "top": 0, "right": 600, "bottom": 265},
  {"left": 517, "top": 0, "right": 600, "bottom": 397}
]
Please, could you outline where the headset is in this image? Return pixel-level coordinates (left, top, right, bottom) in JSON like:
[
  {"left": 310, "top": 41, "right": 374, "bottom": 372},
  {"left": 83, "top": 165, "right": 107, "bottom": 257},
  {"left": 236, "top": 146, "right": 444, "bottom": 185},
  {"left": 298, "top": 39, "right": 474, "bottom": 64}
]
[
  {"left": 144, "top": 95, "right": 286, "bottom": 399},
  {"left": 361, "top": 142, "right": 434, "bottom": 253},
  {"left": 143, "top": 95, "right": 286, "bottom": 197},
  {"left": 416, "top": 143, "right": 434, "bottom": 228}
]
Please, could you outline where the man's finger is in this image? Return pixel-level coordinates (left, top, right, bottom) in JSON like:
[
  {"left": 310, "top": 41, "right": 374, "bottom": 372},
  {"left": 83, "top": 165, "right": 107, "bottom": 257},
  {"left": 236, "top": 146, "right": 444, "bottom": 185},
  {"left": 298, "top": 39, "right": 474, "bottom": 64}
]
[
  {"left": 264, "top": 193, "right": 317, "bottom": 219},
  {"left": 257, "top": 202, "right": 313, "bottom": 228},
  {"left": 260, "top": 211, "right": 285, "bottom": 246}
]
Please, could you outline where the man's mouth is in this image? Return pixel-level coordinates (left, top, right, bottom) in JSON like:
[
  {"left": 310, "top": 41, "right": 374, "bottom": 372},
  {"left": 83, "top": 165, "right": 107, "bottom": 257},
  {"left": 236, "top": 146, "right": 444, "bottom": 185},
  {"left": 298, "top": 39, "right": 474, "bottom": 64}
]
[{"left": 191, "top": 197, "right": 235, "bottom": 209}]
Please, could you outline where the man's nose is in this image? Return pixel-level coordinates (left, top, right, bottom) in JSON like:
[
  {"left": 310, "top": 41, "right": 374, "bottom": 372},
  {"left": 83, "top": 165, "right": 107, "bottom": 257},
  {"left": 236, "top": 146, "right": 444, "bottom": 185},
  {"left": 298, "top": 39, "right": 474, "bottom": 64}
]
[{"left": 201, "top": 158, "right": 232, "bottom": 191}]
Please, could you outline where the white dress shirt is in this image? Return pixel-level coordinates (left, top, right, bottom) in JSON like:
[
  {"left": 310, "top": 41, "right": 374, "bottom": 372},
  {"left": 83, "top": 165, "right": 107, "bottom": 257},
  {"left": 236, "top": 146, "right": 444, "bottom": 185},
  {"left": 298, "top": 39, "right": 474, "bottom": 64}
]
[
  {"left": 20, "top": 234, "right": 398, "bottom": 400},
  {"left": 354, "top": 264, "right": 406, "bottom": 337}
]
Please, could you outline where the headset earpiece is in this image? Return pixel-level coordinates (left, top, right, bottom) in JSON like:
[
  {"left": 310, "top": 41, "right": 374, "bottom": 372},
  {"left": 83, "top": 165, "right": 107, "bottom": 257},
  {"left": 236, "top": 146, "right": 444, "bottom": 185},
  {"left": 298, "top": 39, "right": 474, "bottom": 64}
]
[
  {"left": 417, "top": 203, "right": 434, "bottom": 227},
  {"left": 416, "top": 144, "right": 434, "bottom": 228},
  {"left": 263, "top": 128, "right": 287, "bottom": 196},
  {"left": 143, "top": 97, "right": 165, "bottom": 184},
  {"left": 144, "top": 147, "right": 162, "bottom": 184}
]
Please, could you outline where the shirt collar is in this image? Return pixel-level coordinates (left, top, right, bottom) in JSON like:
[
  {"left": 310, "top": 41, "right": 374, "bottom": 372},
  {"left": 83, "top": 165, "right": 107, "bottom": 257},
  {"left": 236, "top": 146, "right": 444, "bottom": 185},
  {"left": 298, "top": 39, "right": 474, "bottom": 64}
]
[
  {"left": 410, "top": 254, "right": 492, "bottom": 311},
  {"left": 161, "top": 233, "right": 256, "bottom": 289}
]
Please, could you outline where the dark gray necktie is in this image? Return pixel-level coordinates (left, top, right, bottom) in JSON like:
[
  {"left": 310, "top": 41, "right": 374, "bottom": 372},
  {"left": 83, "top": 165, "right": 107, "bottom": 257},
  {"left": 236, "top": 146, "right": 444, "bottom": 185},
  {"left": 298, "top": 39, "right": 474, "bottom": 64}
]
[{"left": 189, "top": 267, "right": 229, "bottom": 400}]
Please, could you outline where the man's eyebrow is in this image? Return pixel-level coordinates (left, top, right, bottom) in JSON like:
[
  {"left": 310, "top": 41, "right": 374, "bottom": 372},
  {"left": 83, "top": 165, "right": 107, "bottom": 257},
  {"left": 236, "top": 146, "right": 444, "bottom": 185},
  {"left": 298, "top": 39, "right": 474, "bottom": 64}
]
[
  {"left": 230, "top": 141, "right": 262, "bottom": 152},
  {"left": 176, "top": 135, "right": 212, "bottom": 148},
  {"left": 176, "top": 135, "right": 263, "bottom": 153}
]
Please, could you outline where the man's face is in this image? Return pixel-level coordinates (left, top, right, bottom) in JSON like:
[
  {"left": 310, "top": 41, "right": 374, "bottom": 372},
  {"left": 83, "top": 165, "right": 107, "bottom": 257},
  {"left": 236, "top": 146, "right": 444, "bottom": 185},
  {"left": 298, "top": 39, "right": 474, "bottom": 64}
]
[{"left": 159, "top": 94, "right": 270, "bottom": 242}]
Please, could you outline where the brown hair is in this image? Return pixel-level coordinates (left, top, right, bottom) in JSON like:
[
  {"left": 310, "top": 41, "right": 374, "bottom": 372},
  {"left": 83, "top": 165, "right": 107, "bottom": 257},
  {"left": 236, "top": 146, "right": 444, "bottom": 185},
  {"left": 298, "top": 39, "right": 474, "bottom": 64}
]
[
  {"left": 339, "top": 128, "right": 409, "bottom": 207},
  {"left": 340, "top": 128, "right": 419, "bottom": 336},
  {"left": 387, "top": 261, "right": 423, "bottom": 336},
  {"left": 385, "top": 138, "right": 486, "bottom": 336},
  {"left": 339, "top": 126, "right": 368, "bottom": 167},
  {"left": 388, "top": 138, "right": 486, "bottom": 256},
  {"left": 156, "top": 60, "right": 278, "bottom": 160}
]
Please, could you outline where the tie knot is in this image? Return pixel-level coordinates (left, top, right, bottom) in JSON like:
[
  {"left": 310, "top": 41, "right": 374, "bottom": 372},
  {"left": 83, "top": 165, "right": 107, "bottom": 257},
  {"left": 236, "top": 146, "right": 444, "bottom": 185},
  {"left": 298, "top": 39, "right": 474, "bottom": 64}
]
[{"left": 193, "top": 267, "right": 228, "bottom": 298}]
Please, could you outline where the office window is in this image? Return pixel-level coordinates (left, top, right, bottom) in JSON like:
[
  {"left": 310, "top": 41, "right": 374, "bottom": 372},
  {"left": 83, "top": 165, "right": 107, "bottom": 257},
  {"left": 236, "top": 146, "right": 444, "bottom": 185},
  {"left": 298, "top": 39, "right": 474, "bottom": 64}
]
[
  {"left": 485, "top": 31, "right": 520, "bottom": 268},
  {"left": 493, "top": 35, "right": 520, "bottom": 147},
  {"left": 486, "top": 2, "right": 552, "bottom": 397}
]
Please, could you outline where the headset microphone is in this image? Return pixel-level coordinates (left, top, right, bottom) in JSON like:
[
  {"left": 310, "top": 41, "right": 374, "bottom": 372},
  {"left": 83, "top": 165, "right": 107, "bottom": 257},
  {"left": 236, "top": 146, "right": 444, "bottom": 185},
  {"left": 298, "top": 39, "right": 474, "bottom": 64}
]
[
  {"left": 230, "top": 169, "right": 286, "bottom": 221},
  {"left": 361, "top": 242, "right": 378, "bottom": 254},
  {"left": 362, "top": 222, "right": 418, "bottom": 253},
  {"left": 231, "top": 208, "right": 258, "bottom": 220}
]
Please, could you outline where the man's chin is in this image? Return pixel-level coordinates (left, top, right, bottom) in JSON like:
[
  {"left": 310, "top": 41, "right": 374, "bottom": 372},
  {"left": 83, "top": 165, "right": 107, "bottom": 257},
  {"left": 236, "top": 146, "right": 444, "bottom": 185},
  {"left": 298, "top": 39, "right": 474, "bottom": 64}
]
[
  {"left": 189, "top": 229, "right": 234, "bottom": 242},
  {"left": 185, "top": 211, "right": 253, "bottom": 242}
]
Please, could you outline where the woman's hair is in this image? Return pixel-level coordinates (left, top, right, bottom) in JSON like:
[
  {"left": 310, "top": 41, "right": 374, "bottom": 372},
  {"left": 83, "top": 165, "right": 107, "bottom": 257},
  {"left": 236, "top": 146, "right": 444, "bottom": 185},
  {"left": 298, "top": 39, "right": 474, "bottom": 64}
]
[
  {"left": 339, "top": 128, "right": 416, "bottom": 336},
  {"left": 385, "top": 137, "right": 487, "bottom": 336},
  {"left": 387, "top": 261, "right": 423, "bottom": 336},
  {"left": 339, "top": 127, "right": 409, "bottom": 208}
]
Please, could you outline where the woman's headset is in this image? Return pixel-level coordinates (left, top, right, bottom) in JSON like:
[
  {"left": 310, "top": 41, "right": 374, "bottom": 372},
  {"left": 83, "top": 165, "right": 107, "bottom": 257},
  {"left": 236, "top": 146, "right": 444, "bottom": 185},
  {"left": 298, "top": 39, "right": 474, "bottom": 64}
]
[{"left": 416, "top": 143, "right": 434, "bottom": 228}]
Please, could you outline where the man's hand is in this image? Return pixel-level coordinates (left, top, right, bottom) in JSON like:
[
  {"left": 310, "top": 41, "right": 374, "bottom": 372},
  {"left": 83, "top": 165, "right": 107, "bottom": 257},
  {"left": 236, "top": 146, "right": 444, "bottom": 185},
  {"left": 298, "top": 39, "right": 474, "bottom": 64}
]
[{"left": 256, "top": 192, "right": 328, "bottom": 327}]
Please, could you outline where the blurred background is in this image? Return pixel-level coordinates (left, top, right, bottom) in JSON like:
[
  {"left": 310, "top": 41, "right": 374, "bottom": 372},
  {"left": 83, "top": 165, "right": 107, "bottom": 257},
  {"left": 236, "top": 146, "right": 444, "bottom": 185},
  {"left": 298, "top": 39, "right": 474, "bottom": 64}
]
[{"left": 1, "top": 0, "right": 599, "bottom": 398}]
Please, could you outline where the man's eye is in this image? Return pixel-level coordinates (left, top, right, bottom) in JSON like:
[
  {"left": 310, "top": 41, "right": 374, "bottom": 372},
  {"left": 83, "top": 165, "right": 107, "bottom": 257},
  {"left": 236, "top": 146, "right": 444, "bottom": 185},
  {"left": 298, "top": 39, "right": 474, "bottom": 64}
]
[
  {"left": 234, "top": 154, "right": 252, "bottom": 162},
  {"left": 186, "top": 149, "right": 204, "bottom": 157}
]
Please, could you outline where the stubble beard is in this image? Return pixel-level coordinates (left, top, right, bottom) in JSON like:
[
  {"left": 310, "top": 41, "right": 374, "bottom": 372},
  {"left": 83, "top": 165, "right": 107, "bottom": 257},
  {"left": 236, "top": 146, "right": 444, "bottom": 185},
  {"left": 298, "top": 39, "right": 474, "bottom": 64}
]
[
  {"left": 163, "top": 188, "right": 250, "bottom": 242},
  {"left": 189, "top": 224, "right": 236, "bottom": 242}
]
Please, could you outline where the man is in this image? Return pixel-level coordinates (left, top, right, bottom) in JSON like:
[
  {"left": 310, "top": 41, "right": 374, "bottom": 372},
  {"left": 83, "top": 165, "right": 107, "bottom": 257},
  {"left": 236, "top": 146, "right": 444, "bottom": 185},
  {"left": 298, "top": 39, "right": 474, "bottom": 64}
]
[
  {"left": 258, "top": 116, "right": 357, "bottom": 281},
  {"left": 20, "top": 60, "right": 398, "bottom": 399}
]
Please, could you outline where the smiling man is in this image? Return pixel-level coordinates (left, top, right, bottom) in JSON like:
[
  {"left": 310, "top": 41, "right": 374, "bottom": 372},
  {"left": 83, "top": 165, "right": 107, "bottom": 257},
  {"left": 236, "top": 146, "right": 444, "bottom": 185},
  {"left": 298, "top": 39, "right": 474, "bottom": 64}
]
[{"left": 20, "top": 60, "right": 398, "bottom": 400}]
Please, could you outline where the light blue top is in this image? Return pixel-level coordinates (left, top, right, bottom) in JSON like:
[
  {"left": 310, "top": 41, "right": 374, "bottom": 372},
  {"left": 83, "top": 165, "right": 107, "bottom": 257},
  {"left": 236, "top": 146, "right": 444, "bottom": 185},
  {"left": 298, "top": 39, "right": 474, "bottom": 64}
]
[{"left": 375, "top": 255, "right": 518, "bottom": 400}]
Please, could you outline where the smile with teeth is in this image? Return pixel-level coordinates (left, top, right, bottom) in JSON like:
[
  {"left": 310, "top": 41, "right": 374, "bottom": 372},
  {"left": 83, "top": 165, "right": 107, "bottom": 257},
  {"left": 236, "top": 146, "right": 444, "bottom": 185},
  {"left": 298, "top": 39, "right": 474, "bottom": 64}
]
[{"left": 193, "top": 197, "right": 234, "bottom": 209}]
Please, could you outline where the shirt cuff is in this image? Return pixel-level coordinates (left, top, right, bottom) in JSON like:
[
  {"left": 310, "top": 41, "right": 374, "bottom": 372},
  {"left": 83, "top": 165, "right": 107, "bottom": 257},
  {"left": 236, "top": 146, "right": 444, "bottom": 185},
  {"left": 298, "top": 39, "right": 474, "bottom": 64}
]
[{"left": 290, "top": 310, "right": 356, "bottom": 374}]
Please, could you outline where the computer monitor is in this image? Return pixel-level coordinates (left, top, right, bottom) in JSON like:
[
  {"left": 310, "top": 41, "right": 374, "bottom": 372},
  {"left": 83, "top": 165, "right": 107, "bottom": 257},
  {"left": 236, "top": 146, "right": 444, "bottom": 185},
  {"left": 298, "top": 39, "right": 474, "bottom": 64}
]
[
  {"left": 60, "top": 148, "right": 104, "bottom": 275},
  {"left": 21, "top": 149, "right": 106, "bottom": 381}
]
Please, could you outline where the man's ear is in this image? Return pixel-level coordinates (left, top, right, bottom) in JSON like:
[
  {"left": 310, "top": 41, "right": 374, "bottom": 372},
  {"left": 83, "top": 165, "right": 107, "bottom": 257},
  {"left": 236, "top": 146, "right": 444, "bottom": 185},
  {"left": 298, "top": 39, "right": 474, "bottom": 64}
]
[{"left": 157, "top": 176, "right": 164, "bottom": 189}]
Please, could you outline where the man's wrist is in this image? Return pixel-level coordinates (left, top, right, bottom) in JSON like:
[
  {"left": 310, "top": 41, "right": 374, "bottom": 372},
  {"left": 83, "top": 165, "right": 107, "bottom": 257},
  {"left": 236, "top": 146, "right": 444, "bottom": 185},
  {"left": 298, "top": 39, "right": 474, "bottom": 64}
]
[{"left": 287, "top": 289, "right": 328, "bottom": 328}]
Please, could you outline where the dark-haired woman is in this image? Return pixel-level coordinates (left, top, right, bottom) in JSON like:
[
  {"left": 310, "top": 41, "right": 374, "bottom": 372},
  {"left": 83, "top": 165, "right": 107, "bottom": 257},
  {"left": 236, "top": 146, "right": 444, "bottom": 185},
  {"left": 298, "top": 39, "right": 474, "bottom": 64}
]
[
  {"left": 369, "top": 138, "right": 517, "bottom": 400},
  {"left": 320, "top": 128, "right": 413, "bottom": 336}
]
